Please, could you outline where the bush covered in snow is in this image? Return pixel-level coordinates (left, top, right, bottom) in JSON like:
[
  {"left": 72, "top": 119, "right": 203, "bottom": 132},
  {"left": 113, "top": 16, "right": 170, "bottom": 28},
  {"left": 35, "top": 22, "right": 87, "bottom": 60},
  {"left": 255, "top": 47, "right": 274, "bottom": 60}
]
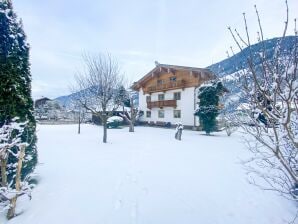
[{"left": 107, "top": 116, "right": 123, "bottom": 129}]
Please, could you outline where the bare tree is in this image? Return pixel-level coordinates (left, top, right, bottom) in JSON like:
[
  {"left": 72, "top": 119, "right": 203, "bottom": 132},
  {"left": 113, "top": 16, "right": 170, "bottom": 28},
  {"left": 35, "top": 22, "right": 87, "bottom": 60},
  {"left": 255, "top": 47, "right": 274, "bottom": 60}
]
[
  {"left": 127, "top": 95, "right": 139, "bottom": 132},
  {"left": 73, "top": 106, "right": 86, "bottom": 135},
  {"left": 120, "top": 91, "right": 139, "bottom": 132},
  {"left": 69, "top": 98, "right": 87, "bottom": 134},
  {"left": 72, "top": 53, "right": 124, "bottom": 143},
  {"left": 227, "top": 1, "right": 298, "bottom": 200}
]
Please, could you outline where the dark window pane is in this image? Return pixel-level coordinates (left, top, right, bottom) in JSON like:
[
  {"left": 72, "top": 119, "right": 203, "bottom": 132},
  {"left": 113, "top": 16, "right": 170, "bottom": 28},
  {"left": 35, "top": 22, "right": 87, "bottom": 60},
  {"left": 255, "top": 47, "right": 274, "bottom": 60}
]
[
  {"left": 158, "top": 94, "right": 164, "bottom": 101},
  {"left": 174, "top": 110, "right": 181, "bottom": 118},
  {"left": 174, "top": 92, "right": 181, "bottom": 100},
  {"left": 158, "top": 110, "right": 164, "bottom": 118}
]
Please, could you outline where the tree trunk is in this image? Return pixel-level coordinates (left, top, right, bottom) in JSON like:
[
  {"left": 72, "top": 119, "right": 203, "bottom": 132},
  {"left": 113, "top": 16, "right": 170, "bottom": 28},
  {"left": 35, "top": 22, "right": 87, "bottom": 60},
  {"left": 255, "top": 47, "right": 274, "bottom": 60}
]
[
  {"left": 1, "top": 157, "right": 7, "bottom": 187},
  {"left": 129, "top": 99, "right": 135, "bottom": 132},
  {"left": 103, "top": 119, "right": 107, "bottom": 143},
  {"left": 78, "top": 112, "right": 81, "bottom": 134},
  {"left": 7, "top": 145, "right": 25, "bottom": 220},
  {"left": 129, "top": 122, "right": 134, "bottom": 132}
]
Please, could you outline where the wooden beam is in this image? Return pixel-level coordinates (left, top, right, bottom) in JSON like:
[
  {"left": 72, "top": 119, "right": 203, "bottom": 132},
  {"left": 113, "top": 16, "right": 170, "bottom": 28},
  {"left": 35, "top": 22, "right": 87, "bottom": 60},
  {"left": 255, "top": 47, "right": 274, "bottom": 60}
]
[
  {"left": 171, "top": 69, "right": 176, "bottom": 75},
  {"left": 193, "top": 71, "right": 199, "bottom": 78}
]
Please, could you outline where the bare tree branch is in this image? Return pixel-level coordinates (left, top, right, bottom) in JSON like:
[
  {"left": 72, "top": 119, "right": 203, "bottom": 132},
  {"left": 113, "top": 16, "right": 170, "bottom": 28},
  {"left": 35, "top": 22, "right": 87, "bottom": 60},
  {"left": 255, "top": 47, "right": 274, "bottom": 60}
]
[{"left": 71, "top": 53, "right": 124, "bottom": 143}]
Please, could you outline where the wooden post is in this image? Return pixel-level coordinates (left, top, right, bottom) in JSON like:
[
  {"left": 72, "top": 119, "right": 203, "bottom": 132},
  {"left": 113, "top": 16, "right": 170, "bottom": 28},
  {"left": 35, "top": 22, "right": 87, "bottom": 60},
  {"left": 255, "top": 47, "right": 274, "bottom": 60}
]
[
  {"left": 1, "top": 157, "right": 7, "bottom": 187},
  {"left": 7, "top": 145, "right": 25, "bottom": 220}
]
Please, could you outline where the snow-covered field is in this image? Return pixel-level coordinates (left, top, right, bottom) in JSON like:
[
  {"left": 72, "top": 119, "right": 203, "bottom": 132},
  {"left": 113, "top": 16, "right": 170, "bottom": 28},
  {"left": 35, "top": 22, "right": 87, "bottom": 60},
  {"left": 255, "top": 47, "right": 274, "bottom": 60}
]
[{"left": 1, "top": 124, "right": 296, "bottom": 224}]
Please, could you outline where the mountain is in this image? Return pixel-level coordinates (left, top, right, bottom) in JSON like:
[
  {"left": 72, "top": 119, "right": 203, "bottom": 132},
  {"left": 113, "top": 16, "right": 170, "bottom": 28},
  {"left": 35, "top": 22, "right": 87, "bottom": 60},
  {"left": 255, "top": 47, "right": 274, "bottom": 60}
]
[
  {"left": 55, "top": 90, "right": 139, "bottom": 109},
  {"left": 55, "top": 36, "right": 296, "bottom": 110},
  {"left": 207, "top": 36, "right": 296, "bottom": 77},
  {"left": 55, "top": 92, "right": 77, "bottom": 108},
  {"left": 206, "top": 36, "right": 297, "bottom": 110}
]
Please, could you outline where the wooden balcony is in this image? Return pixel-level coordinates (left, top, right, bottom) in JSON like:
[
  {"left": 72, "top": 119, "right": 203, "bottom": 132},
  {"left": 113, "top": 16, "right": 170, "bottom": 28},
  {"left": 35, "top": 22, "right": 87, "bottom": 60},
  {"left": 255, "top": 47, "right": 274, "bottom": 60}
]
[
  {"left": 147, "top": 100, "right": 177, "bottom": 109},
  {"left": 145, "top": 80, "right": 186, "bottom": 94}
]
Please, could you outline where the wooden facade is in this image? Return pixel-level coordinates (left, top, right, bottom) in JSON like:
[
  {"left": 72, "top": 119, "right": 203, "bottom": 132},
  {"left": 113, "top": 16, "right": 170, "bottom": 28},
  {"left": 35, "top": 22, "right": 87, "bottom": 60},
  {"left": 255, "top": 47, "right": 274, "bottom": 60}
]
[{"left": 132, "top": 64, "right": 215, "bottom": 95}]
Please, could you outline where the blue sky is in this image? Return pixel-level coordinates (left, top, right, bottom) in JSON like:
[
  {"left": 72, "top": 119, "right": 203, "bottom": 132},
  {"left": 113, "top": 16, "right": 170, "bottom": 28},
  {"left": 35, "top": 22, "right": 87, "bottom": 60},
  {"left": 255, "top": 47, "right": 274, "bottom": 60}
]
[{"left": 13, "top": 0, "right": 298, "bottom": 99}]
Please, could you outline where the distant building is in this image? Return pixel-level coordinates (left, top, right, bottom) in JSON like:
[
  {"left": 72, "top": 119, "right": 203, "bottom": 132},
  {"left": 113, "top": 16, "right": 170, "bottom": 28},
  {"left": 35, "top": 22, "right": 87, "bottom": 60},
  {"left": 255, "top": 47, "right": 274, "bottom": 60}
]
[
  {"left": 34, "top": 97, "right": 51, "bottom": 108},
  {"left": 132, "top": 63, "right": 216, "bottom": 128},
  {"left": 34, "top": 97, "right": 66, "bottom": 120}
]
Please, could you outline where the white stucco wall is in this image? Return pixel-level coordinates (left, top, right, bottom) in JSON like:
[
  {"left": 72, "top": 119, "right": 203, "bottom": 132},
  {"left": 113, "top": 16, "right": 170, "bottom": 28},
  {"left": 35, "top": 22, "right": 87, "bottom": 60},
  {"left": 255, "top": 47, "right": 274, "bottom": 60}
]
[{"left": 139, "top": 87, "right": 199, "bottom": 126}]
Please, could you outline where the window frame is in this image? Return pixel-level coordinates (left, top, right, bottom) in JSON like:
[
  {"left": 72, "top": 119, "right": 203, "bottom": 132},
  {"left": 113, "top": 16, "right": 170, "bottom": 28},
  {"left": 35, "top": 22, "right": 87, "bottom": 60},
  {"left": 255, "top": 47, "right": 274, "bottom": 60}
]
[
  {"left": 157, "top": 79, "right": 164, "bottom": 85},
  {"left": 158, "top": 110, "right": 165, "bottom": 118},
  {"left": 173, "top": 110, "right": 181, "bottom": 118},
  {"left": 146, "top": 95, "right": 151, "bottom": 102},
  {"left": 169, "top": 76, "right": 177, "bottom": 82},
  {"left": 158, "top": 94, "right": 165, "bottom": 101},
  {"left": 146, "top": 110, "right": 151, "bottom": 118},
  {"left": 173, "top": 92, "right": 181, "bottom": 100}
]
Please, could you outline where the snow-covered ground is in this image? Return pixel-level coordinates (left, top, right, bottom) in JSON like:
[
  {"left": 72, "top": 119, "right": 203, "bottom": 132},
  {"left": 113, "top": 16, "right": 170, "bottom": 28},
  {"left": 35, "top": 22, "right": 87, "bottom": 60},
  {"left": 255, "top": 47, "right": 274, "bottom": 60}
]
[{"left": 1, "top": 124, "right": 296, "bottom": 224}]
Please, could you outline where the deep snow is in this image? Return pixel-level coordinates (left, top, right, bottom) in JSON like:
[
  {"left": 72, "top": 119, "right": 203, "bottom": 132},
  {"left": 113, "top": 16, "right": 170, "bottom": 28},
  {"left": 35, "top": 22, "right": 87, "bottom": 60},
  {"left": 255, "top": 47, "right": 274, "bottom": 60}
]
[{"left": 1, "top": 124, "right": 296, "bottom": 224}]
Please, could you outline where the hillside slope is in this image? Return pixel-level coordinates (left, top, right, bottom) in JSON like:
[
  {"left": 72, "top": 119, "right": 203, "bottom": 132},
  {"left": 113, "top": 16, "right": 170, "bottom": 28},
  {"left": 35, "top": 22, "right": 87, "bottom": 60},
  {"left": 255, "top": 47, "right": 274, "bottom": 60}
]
[{"left": 207, "top": 36, "right": 297, "bottom": 108}]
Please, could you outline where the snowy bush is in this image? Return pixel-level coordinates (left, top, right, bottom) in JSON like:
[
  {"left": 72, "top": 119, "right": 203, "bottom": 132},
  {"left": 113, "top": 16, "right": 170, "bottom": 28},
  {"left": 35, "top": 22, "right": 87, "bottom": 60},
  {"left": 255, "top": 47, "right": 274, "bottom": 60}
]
[
  {"left": 223, "top": 118, "right": 237, "bottom": 136},
  {"left": 175, "top": 123, "right": 183, "bottom": 140},
  {"left": 107, "top": 116, "right": 123, "bottom": 129}
]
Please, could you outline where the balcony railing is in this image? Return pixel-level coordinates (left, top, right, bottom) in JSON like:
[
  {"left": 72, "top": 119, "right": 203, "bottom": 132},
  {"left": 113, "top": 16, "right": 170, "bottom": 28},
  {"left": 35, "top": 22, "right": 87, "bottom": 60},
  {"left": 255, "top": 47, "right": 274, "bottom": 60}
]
[
  {"left": 147, "top": 100, "right": 177, "bottom": 109},
  {"left": 145, "top": 80, "right": 186, "bottom": 94}
]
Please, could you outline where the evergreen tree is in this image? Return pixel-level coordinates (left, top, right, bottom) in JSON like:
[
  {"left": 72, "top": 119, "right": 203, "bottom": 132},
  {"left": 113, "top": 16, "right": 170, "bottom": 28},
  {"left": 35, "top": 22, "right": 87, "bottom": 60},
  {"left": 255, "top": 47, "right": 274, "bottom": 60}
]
[
  {"left": 114, "top": 85, "right": 130, "bottom": 108},
  {"left": 0, "top": 0, "right": 37, "bottom": 185},
  {"left": 195, "top": 81, "right": 226, "bottom": 135}
]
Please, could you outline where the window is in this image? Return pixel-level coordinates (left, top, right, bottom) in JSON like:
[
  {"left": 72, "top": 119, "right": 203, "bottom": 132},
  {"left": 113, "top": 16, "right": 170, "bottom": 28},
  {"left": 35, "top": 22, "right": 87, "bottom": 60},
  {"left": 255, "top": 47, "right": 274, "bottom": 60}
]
[
  {"left": 158, "top": 110, "right": 165, "bottom": 118},
  {"left": 170, "top": 76, "right": 177, "bottom": 82},
  {"left": 174, "top": 92, "right": 181, "bottom": 100},
  {"left": 157, "top": 79, "right": 164, "bottom": 85},
  {"left": 146, "top": 110, "right": 151, "bottom": 118},
  {"left": 146, "top": 95, "right": 151, "bottom": 102},
  {"left": 174, "top": 110, "right": 181, "bottom": 118},
  {"left": 158, "top": 94, "right": 164, "bottom": 101}
]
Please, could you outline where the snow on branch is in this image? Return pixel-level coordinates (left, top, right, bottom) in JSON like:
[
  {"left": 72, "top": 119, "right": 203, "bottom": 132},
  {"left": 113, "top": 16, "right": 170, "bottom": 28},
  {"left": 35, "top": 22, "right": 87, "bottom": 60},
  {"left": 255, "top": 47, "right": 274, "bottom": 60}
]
[{"left": 226, "top": 1, "right": 298, "bottom": 200}]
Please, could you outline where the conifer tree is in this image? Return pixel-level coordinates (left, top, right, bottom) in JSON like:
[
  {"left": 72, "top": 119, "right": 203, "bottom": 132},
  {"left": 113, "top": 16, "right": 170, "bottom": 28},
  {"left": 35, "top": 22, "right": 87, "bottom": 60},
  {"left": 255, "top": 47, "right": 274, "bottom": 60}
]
[
  {"left": 0, "top": 0, "right": 37, "bottom": 185},
  {"left": 195, "top": 81, "right": 226, "bottom": 135},
  {"left": 114, "top": 85, "right": 130, "bottom": 110}
]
